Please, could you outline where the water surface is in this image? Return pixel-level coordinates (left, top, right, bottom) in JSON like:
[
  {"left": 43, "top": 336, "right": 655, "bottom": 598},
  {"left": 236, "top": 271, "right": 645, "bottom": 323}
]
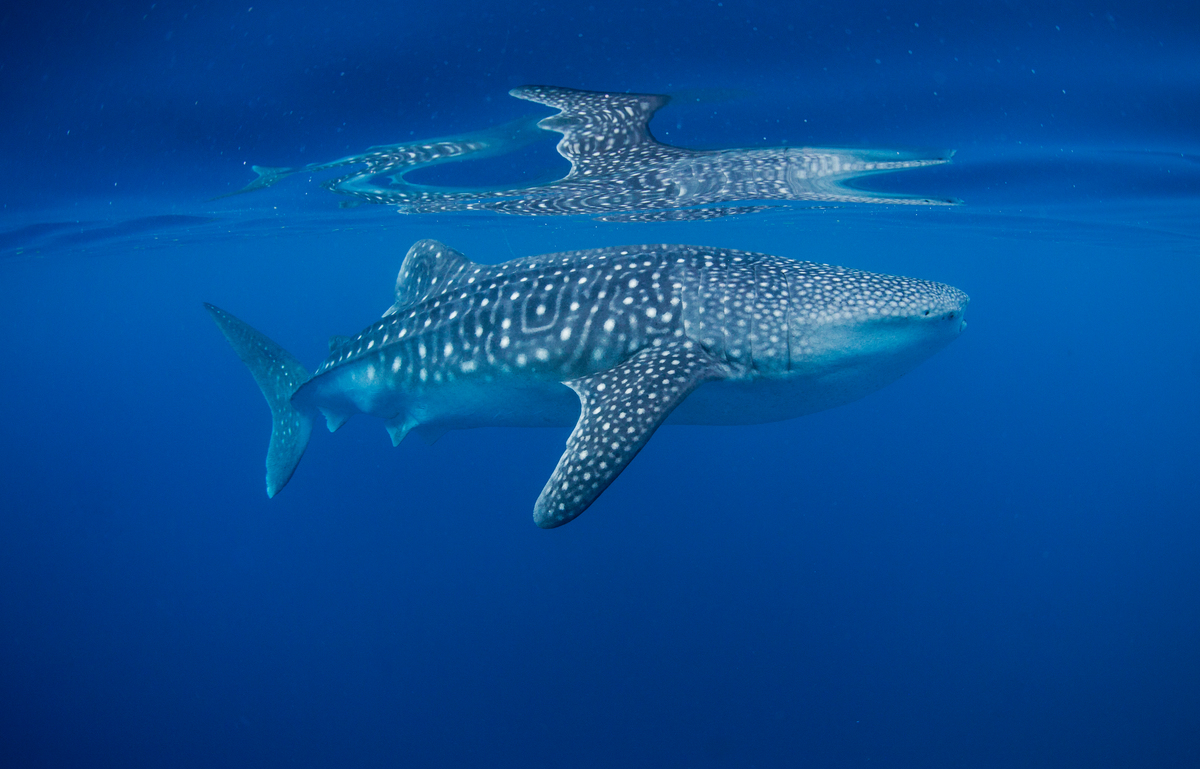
[{"left": 1, "top": 2, "right": 1197, "bottom": 767}]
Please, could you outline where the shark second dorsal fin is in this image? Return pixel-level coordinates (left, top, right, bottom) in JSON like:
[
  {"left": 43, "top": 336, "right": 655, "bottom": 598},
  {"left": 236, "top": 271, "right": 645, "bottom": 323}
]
[
  {"left": 509, "top": 86, "right": 671, "bottom": 177},
  {"left": 385, "top": 239, "right": 478, "bottom": 316},
  {"left": 533, "top": 340, "right": 725, "bottom": 528}
]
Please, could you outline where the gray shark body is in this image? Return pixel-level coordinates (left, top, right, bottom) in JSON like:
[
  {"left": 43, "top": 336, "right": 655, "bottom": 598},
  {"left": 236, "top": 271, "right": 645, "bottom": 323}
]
[{"left": 209, "top": 240, "right": 967, "bottom": 527}]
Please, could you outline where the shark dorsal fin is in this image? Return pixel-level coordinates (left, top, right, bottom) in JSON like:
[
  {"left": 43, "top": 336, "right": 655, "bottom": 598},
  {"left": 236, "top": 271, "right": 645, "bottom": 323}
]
[
  {"left": 386, "top": 239, "right": 478, "bottom": 316},
  {"left": 509, "top": 86, "right": 672, "bottom": 178}
]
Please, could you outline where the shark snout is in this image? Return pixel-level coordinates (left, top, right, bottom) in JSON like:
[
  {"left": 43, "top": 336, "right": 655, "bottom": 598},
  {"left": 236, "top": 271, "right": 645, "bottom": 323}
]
[
  {"left": 952, "top": 289, "right": 969, "bottom": 333},
  {"left": 916, "top": 286, "right": 969, "bottom": 337},
  {"left": 944, "top": 289, "right": 969, "bottom": 335}
]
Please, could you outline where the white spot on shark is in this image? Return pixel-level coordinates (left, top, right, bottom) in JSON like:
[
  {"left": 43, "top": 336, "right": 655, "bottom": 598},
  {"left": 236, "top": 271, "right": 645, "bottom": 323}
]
[{"left": 208, "top": 241, "right": 967, "bottom": 531}]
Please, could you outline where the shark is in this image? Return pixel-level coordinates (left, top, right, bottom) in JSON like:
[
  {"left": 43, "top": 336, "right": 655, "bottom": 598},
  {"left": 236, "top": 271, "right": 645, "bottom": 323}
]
[
  {"left": 207, "top": 239, "right": 968, "bottom": 527},
  {"left": 223, "top": 86, "right": 956, "bottom": 221}
]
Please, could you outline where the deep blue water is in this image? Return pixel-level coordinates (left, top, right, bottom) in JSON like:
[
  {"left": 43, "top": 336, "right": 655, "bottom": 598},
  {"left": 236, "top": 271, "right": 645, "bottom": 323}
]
[{"left": 2, "top": 2, "right": 1199, "bottom": 767}]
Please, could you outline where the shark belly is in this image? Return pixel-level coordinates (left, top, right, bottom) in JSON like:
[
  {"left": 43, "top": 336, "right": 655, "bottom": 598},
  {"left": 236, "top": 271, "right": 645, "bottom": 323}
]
[
  {"left": 403, "top": 377, "right": 579, "bottom": 429},
  {"left": 668, "top": 364, "right": 909, "bottom": 425},
  {"left": 298, "top": 359, "right": 581, "bottom": 430},
  {"left": 672, "top": 308, "right": 965, "bottom": 425}
]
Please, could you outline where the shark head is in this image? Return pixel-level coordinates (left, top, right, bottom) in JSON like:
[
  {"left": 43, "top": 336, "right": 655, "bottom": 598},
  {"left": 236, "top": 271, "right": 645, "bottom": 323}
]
[{"left": 786, "top": 266, "right": 969, "bottom": 395}]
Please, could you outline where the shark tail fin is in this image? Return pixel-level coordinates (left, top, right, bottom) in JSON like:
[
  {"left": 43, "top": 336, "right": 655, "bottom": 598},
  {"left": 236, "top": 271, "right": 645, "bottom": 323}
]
[{"left": 204, "top": 303, "right": 314, "bottom": 498}]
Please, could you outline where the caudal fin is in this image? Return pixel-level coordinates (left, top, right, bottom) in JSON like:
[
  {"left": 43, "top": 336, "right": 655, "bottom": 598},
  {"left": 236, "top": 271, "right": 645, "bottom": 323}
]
[{"left": 205, "top": 303, "right": 313, "bottom": 497}]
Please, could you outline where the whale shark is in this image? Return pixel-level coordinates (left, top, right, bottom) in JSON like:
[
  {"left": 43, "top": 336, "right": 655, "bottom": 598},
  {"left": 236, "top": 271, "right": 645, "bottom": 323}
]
[
  {"left": 208, "top": 240, "right": 968, "bottom": 527},
  {"left": 223, "top": 86, "right": 956, "bottom": 221}
]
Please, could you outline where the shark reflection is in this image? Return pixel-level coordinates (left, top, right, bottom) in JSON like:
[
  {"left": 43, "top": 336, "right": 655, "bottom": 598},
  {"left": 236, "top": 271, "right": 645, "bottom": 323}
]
[{"left": 225, "top": 86, "right": 956, "bottom": 221}]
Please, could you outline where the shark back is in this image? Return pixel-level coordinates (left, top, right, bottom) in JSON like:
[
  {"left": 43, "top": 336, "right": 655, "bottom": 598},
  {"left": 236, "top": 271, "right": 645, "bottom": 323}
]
[{"left": 209, "top": 240, "right": 968, "bottom": 528}]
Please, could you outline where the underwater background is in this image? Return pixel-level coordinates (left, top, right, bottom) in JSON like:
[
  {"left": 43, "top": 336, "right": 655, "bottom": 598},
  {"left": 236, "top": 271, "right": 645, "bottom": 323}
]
[{"left": 2, "top": 1, "right": 1198, "bottom": 766}]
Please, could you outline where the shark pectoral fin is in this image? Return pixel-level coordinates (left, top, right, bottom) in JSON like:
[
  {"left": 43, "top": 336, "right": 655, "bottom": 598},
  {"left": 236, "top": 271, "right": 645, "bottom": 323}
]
[{"left": 534, "top": 341, "right": 724, "bottom": 529}]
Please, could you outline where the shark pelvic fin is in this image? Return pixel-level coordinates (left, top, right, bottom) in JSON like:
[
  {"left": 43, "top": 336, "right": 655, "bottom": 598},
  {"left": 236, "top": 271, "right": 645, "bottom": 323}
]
[
  {"left": 205, "top": 304, "right": 313, "bottom": 498},
  {"left": 319, "top": 407, "right": 350, "bottom": 433},
  {"left": 385, "top": 239, "right": 479, "bottom": 316},
  {"left": 382, "top": 416, "right": 443, "bottom": 447},
  {"left": 385, "top": 415, "right": 418, "bottom": 447},
  {"left": 534, "top": 340, "right": 724, "bottom": 529}
]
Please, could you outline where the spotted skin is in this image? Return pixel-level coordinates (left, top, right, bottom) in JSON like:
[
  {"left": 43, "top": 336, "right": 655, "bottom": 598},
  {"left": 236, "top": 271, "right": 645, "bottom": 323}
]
[
  {"left": 205, "top": 304, "right": 312, "bottom": 497},
  {"left": 538, "top": 340, "right": 723, "bottom": 526},
  {"left": 209, "top": 240, "right": 969, "bottom": 526},
  {"left": 214, "top": 116, "right": 546, "bottom": 201},
  {"left": 225, "top": 86, "right": 956, "bottom": 220}
]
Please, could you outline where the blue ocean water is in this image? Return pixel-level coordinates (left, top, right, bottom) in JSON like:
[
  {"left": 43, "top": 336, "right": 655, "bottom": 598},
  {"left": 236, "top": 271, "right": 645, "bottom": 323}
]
[{"left": 2, "top": 1, "right": 1198, "bottom": 767}]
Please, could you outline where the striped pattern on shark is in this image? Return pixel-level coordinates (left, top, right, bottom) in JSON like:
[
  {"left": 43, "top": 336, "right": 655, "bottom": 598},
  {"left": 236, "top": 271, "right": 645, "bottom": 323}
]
[{"left": 208, "top": 239, "right": 968, "bottom": 527}]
